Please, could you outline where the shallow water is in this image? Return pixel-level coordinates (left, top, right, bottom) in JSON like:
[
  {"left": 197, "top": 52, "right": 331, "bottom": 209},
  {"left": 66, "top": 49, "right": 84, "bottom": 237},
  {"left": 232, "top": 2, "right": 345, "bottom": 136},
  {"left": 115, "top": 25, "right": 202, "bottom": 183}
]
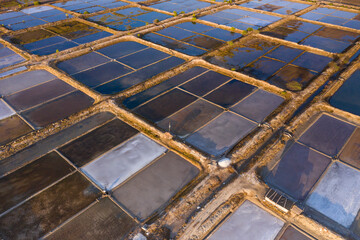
[
  {"left": 267, "top": 142, "right": 331, "bottom": 200},
  {"left": 307, "top": 162, "right": 360, "bottom": 228},
  {"left": 330, "top": 70, "right": 360, "bottom": 116},
  {"left": 112, "top": 151, "right": 199, "bottom": 220},
  {"left": 209, "top": 200, "right": 284, "bottom": 240},
  {"left": 298, "top": 114, "right": 355, "bottom": 156},
  {"left": 82, "top": 134, "right": 167, "bottom": 190}
]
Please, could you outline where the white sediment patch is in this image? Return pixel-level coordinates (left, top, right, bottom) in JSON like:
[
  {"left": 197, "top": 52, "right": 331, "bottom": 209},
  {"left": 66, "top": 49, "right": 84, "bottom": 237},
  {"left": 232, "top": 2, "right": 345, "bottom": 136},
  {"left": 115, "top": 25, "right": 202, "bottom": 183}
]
[
  {"left": 82, "top": 133, "right": 167, "bottom": 190},
  {"left": 0, "top": 99, "right": 15, "bottom": 120},
  {"left": 306, "top": 162, "right": 360, "bottom": 228},
  {"left": 209, "top": 200, "right": 284, "bottom": 240}
]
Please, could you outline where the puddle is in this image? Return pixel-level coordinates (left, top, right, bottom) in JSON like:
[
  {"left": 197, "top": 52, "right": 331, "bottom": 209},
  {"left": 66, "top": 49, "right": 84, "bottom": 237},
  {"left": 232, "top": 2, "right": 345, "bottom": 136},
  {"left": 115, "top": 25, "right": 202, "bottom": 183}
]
[
  {"left": 267, "top": 142, "right": 331, "bottom": 200},
  {"left": 52, "top": 0, "right": 128, "bottom": 14},
  {"left": 45, "top": 197, "right": 136, "bottom": 240},
  {"left": 239, "top": 0, "right": 310, "bottom": 15},
  {"left": 112, "top": 151, "right": 199, "bottom": 220},
  {"left": 330, "top": 70, "right": 360, "bottom": 116},
  {"left": 306, "top": 162, "right": 360, "bottom": 228},
  {"left": 87, "top": 7, "right": 171, "bottom": 31},
  {"left": 10, "top": 21, "right": 112, "bottom": 56},
  {"left": 142, "top": 21, "right": 242, "bottom": 56},
  {"left": 57, "top": 41, "right": 184, "bottom": 95},
  {"left": 208, "top": 200, "right": 284, "bottom": 240},
  {"left": 300, "top": 7, "right": 360, "bottom": 30},
  {"left": 0, "top": 172, "right": 101, "bottom": 239},
  {"left": 298, "top": 114, "right": 355, "bottom": 156},
  {"left": 0, "top": 6, "right": 72, "bottom": 31}
]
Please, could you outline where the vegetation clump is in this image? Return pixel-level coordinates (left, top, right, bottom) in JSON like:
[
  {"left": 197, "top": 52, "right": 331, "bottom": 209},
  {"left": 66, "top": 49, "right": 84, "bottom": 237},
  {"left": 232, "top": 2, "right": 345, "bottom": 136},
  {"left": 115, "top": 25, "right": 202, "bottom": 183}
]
[{"left": 286, "top": 81, "right": 302, "bottom": 91}]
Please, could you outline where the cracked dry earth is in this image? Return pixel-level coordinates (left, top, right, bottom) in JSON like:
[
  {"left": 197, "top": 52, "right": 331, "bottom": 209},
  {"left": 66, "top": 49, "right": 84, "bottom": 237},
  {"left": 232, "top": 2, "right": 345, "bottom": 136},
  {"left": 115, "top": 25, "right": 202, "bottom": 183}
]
[{"left": 0, "top": 0, "right": 359, "bottom": 239}]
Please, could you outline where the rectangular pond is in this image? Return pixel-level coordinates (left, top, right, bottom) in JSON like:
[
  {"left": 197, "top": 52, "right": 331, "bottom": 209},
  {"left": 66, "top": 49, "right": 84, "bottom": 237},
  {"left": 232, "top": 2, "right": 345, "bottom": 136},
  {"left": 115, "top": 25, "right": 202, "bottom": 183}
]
[
  {"left": 200, "top": 8, "right": 282, "bottom": 30},
  {"left": 145, "top": 0, "right": 213, "bottom": 14},
  {"left": 205, "top": 37, "right": 332, "bottom": 91},
  {"left": 266, "top": 142, "right": 331, "bottom": 201},
  {"left": 0, "top": 44, "right": 25, "bottom": 69},
  {"left": 306, "top": 162, "right": 360, "bottom": 228},
  {"left": 339, "top": 128, "right": 360, "bottom": 170},
  {"left": 0, "top": 6, "right": 72, "bottom": 31},
  {"left": 87, "top": 7, "right": 172, "bottom": 31},
  {"left": 8, "top": 21, "right": 112, "bottom": 56},
  {"left": 278, "top": 226, "right": 312, "bottom": 240},
  {"left": 123, "top": 66, "right": 284, "bottom": 158},
  {"left": 208, "top": 200, "right": 284, "bottom": 240},
  {"left": 298, "top": 114, "right": 355, "bottom": 156},
  {"left": 265, "top": 113, "right": 360, "bottom": 237},
  {"left": 44, "top": 198, "right": 137, "bottom": 240},
  {"left": 112, "top": 151, "right": 199, "bottom": 221},
  {"left": 238, "top": 0, "right": 310, "bottom": 15},
  {"left": 142, "top": 21, "right": 243, "bottom": 56},
  {"left": 0, "top": 172, "right": 101, "bottom": 239},
  {"left": 0, "top": 69, "right": 94, "bottom": 145},
  {"left": 52, "top": 0, "right": 128, "bottom": 14},
  {"left": 261, "top": 20, "right": 360, "bottom": 53},
  {"left": 57, "top": 41, "right": 185, "bottom": 95},
  {"left": 0, "top": 111, "right": 199, "bottom": 238},
  {"left": 330, "top": 69, "right": 360, "bottom": 117},
  {"left": 300, "top": 7, "right": 360, "bottom": 30}
]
